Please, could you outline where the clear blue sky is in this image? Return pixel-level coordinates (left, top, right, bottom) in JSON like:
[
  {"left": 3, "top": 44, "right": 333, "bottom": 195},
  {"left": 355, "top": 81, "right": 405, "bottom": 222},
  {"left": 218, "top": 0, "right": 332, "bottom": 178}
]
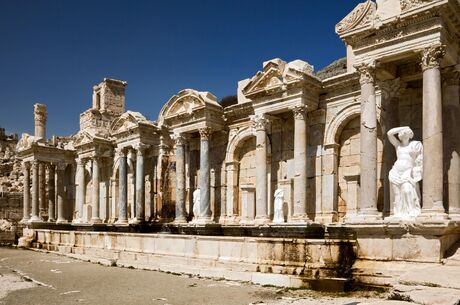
[{"left": 0, "top": 0, "right": 362, "bottom": 137}]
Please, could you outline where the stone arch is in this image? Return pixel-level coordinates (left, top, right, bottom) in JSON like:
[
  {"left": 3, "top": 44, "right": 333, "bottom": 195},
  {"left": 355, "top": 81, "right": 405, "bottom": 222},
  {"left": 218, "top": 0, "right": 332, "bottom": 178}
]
[
  {"left": 324, "top": 102, "right": 361, "bottom": 146},
  {"left": 226, "top": 127, "right": 257, "bottom": 163}
]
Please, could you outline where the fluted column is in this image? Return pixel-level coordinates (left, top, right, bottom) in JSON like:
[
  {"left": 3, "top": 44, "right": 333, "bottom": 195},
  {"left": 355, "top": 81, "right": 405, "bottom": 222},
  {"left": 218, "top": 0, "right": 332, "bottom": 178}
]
[
  {"left": 292, "top": 106, "right": 310, "bottom": 222},
  {"left": 198, "top": 128, "right": 213, "bottom": 222},
  {"left": 74, "top": 158, "right": 87, "bottom": 223},
  {"left": 47, "top": 164, "right": 56, "bottom": 222},
  {"left": 134, "top": 144, "right": 147, "bottom": 223},
  {"left": 443, "top": 68, "right": 460, "bottom": 218},
  {"left": 420, "top": 45, "right": 447, "bottom": 220},
  {"left": 56, "top": 163, "right": 67, "bottom": 224},
  {"left": 30, "top": 160, "right": 42, "bottom": 222},
  {"left": 355, "top": 61, "right": 381, "bottom": 220},
  {"left": 20, "top": 162, "right": 31, "bottom": 223},
  {"left": 174, "top": 134, "right": 187, "bottom": 223},
  {"left": 116, "top": 148, "right": 128, "bottom": 224},
  {"left": 91, "top": 157, "right": 101, "bottom": 223},
  {"left": 252, "top": 114, "right": 270, "bottom": 224}
]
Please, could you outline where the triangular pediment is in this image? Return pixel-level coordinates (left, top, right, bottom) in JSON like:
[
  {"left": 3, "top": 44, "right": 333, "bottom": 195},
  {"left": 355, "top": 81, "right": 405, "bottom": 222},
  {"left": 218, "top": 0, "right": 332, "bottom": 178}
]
[
  {"left": 335, "top": 1, "right": 376, "bottom": 35},
  {"left": 243, "top": 59, "right": 315, "bottom": 97},
  {"left": 73, "top": 131, "right": 95, "bottom": 147},
  {"left": 110, "top": 111, "right": 150, "bottom": 135}
]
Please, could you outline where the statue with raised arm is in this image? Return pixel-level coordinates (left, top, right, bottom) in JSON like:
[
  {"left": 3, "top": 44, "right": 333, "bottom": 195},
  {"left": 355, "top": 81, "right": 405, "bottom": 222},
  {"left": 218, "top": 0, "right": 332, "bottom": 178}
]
[{"left": 387, "top": 126, "right": 423, "bottom": 219}]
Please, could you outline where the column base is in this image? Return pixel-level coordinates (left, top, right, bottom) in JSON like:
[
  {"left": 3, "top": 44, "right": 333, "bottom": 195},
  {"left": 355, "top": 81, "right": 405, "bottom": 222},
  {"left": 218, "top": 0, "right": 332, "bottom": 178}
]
[
  {"left": 417, "top": 209, "right": 448, "bottom": 223},
  {"left": 192, "top": 217, "right": 214, "bottom": 224},
  {"left": 48, "top": 218, "right": 56, "bottom": 223},
  {"left": 314, "top": 213, "right": 337, "bottom": 224},
  {"left": 19, "top": 218, "right": 30, "bottom": 224},
  {"left": 290, "top": 214, "right": 312, "bottom": 224},
  {"left": 91, "top": 218, "right": 102, "bottom": 224},
  {"left": 115, "top": 218, "right": 129, "bottom": 226},
  {"left": 72, "top": 218, "right": 87, "bottom": 224},
  {"left": 448, "top": 211, "right": 460, "bottom": 221},
  {"left": 29, "top": 216, "right": 43, "bottom": 223},
  {"left": 254, "top": 216, "right": 270, "bottom": 225},
  {"left": 345, "top": 211, "right": 382, "bottom": 224},
  {"left": 56, "top": 219, "right": 68, "bottom": 224},
  {"left": 172, "top": 217, "right": 188, "bottom": 224}
]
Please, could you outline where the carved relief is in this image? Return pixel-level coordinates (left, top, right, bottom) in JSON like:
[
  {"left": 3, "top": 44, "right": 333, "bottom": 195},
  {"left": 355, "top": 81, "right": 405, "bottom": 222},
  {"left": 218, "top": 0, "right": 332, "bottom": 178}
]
[
  {"left": 401, "top": 0, "right": 435, "bottom": 12},
  {"left": 335, "top": 1, "right": 376, "bottom": 35}
]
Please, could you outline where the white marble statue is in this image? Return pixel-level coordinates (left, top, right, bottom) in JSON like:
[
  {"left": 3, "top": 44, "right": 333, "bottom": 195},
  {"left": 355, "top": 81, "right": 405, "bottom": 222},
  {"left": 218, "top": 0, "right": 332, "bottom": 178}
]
[
  {"left": 273, "top": 188, "right": 285, "bottom": 223},
  {"left": 192, "top": 188, "right": 200, "bottom": 218},
  {"left": 387, "top": 126, "right": 423, "bottom": 219}
]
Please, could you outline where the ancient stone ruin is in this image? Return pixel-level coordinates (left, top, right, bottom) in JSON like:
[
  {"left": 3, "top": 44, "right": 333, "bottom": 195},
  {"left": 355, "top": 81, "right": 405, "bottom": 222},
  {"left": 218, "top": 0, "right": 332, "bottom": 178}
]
[{"left": 12, "top": 0, "right": 460, "bottom": 291}]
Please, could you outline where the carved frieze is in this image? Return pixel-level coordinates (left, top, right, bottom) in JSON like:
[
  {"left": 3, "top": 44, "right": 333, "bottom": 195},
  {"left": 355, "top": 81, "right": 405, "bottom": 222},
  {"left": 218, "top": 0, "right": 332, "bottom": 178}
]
[{"left": 401, "top": 0, "right": 435, "bottom": 12}]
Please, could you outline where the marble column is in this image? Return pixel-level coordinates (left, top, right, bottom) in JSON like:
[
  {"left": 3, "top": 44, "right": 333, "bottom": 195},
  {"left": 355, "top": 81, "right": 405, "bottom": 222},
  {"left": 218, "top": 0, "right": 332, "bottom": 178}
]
[
  {"left": 355, "top": 62, "right": 381, "bottom": 220},
  {"left": 174, "top": 134, "right": 187, "bottom": 222},
  {"left": 56, "top": 163, "right": 67, "bottom": 224},
  {"left": 38, "top": 163, "right": 46, "bottom": 216},
  {"left": 198, "top": 128, "right": 213, "bottom": 222},
  {"left": 74, "top": 158, "right": 87, "bottom": 223},
  {"left": 292, "top": 106, "right": 310, "bottom": 222},
  {"left": 47, "top": 164, "right": 56, "bottom": 222},
  {"left": 225, "top": 162, "right": 239, "bottom": 223},
  {"left": 116, "top": 148, "right": 128, "bottom": 224},
  {"left": 420, "top": 45, "right": 447, "bottom": 219},
  {"left": 91, "top": 157, "right": 101, "bottom": 223},
  {"left": 252, "top": 115, "right": 270, "bottom": 224},
  {"left": 20, "top": 162, "right": 31, "bottom": 223},
  {"left": 443, "top": 68, "right": 460, "bottom": 218},
  {"left": 30, "top": 161, "right": 42, "bottom": 222},
  {"left": 134, "top": 144, "right": 147, "bottom": 223}
]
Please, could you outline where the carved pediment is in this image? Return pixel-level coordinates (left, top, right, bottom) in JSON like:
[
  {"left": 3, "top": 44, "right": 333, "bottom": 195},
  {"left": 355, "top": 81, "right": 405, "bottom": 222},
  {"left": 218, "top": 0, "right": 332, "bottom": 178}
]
[
  {"left": 158, "top": 89, "right": 221, "bottom": 126},
  {"left": 335, "top": 1, "right": 376, "bottom": 35},
  {"left": 242, "top": 59, "right": 314, "bottom": 97},
  {"left": 73, "top": 131, "right": 95, "bottom": 147},
  {"left": 110, "top": 111, "right": 152, "bottom": 135}
]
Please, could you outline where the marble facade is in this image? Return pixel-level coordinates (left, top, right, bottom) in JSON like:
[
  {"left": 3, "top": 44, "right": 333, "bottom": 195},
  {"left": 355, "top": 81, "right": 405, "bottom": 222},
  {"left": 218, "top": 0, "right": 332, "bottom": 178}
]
[{"left": 15, "top": 0, "right": 460, "bottom": 288}]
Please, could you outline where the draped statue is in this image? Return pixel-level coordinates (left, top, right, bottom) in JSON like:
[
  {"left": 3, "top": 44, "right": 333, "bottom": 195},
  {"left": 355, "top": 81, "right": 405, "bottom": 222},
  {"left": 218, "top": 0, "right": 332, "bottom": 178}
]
[
  {"left": 192, "top": 189, "right": 200, "bottom": 218},
  {"left": 387, "top": 126, "right": 423, "bottom": 219},
  {"left": 273, "top": 189, "right": 285, "bottom": 223}
]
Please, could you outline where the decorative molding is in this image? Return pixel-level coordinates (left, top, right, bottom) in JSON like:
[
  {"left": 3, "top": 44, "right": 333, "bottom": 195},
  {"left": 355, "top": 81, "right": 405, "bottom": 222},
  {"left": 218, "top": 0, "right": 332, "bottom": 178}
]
[
  {"left": 421, "top": 45, "right": 446, "bottom": 71},
  {"left": 335, "top": 1, "right": 376, "bottom": 35},
  {"left": 401, "top": 0, "right": 435, "bottom": 12}
]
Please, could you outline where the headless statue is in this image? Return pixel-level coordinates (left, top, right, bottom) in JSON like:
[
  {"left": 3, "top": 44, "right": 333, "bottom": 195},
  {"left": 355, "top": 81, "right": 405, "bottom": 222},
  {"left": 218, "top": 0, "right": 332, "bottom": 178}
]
[
  {"left": 387, "top": 126, "right": 423, "bottom": 219},
  {"left": 273, "top": 188, "right": 285, "bottom": 223}
]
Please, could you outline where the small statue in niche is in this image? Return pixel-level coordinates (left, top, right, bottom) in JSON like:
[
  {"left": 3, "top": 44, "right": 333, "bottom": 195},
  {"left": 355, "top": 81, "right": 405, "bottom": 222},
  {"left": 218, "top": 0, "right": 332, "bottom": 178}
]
[
  {"left": 273, "top": 188, "right": 285, "bottom": 223},
  {"left": 387, "top": 126, "right": 423, "bottom": 219},
  {"left": 192, "top": 188, "right": 200, "bottom": 219}
]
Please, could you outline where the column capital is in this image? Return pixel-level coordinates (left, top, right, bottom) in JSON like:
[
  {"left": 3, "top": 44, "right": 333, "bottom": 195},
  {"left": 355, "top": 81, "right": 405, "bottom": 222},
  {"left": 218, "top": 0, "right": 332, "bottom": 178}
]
[
  {"left": 250, "top": 114, "right": 271, "bottom": 131},
  {"left": 76, "top": 157, "right": 88, "bottom": 166},
  {"left": 355, "top": 61, "right": 376, "bottom": 85},
  {"left": 32, "top": 160, "right": 40, "bottom": 169},
  {"left": 292, "top": 105, "right": 308, "bottom": 120},
  {"left": 421, "top": 45, "right": 446, "bottom": 71},
  {"left": 56, "top": 162, "right": 67, "bottom": 171},
  {"left": 46, "top": 163, "right": 56, "bottom": 171},
  {"left": 172, "top": 133, "right": 188, "bottom": 146},
  {"left": 378, "top": 78, "right": 406, "bottom": 101},
  {"left": 134, "top": 143, "right": 148, "bottom": 155},
  {"left": 115, "top": 147, "right": 128, "bottom": 157},
  {"left": 199, "top": 128, "right": 213, "bottom": 140},
  {"left": 22, "top": 161, "right": 31, "bottom": 170}
]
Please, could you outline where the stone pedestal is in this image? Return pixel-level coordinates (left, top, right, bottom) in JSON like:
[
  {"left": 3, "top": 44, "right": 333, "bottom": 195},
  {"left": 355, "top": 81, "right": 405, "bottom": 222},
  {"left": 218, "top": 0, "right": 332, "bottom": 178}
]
[
  {"left": 344, "top": 174, "right": 360, "bottom": 219},
  {"left": 240, "top": 184, "right": 255, "bottom": 224},
  {"left": 419, "top": 45, "right": 447, "bottom": 221}
]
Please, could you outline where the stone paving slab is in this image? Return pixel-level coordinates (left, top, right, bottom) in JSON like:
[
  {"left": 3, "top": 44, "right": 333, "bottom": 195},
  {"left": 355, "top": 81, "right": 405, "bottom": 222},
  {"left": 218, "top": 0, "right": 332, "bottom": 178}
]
[{"left": 398, "top": 266, "right": 460, "bottom": 290}]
